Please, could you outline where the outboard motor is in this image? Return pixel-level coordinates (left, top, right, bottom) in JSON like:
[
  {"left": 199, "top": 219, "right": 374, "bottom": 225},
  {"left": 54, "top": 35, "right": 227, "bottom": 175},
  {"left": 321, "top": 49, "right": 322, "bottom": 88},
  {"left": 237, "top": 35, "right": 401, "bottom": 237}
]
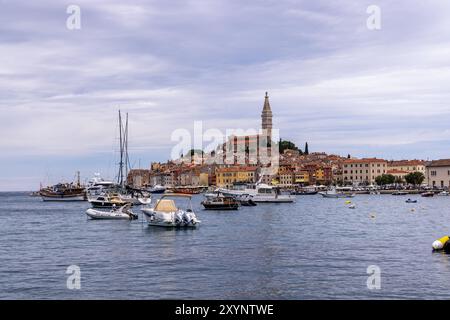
[{"left": 174, "top": 211, "right": 184, "bottom": 225}]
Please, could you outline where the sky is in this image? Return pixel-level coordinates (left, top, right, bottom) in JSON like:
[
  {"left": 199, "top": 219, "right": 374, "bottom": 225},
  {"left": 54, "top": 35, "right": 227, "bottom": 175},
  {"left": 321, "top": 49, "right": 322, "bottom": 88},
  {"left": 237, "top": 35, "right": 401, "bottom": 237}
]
[{"left": 1, "top": 0, "right": 450, "bottom": 191}]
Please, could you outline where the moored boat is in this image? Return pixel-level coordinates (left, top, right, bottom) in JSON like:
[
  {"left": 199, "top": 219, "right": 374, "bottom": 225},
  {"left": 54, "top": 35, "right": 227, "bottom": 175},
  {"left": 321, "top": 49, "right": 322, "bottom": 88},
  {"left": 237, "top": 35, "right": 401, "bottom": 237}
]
[
  {"left": 85, "top": 204, "right": 138, "bottom": 220},
  {"left": 319, "top": 188, "right": 355, "bottom": 198},
  {"left": 252, "top": 184, "right": 295, "bottom": 203},
  {"left": 141, "top": 194, "right": 200, "bottom": 227},
  {"left": 201, "top": 193, "right": 240, "bottom": 210},
  {"left": 88, "top": 194, "right": 129, "bottom": 208},
  {"left": 148, "top": 185, "right": 166, "bottom": 194},
  {"left": 392, "top": 191, "right": 408, "bottom": 196},
  {"left": 40, "top": 183, "right": 86, "bottom": 201},
  {"left": 421, "top": 191, "right": 434, "bottom": 197}
]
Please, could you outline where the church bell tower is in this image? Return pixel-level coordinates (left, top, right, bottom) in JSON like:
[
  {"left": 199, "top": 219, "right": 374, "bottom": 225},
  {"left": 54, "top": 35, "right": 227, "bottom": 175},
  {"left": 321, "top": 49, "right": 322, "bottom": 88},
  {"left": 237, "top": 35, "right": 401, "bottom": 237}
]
[{"left": 261, "top": 91, "right": 273, "bottom": 141}]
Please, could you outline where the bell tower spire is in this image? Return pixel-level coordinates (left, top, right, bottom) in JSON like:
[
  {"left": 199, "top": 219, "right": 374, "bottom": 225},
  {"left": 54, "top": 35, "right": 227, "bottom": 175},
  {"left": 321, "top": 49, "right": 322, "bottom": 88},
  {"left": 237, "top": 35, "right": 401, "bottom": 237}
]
[{"left": 261, "top": 91, "right": 272, "bottom": 141}]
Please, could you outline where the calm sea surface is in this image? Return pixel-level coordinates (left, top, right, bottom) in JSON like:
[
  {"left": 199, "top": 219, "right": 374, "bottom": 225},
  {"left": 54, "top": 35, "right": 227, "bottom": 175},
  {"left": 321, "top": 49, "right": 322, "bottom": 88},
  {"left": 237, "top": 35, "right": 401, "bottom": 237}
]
[{"left": 1, "top": 192, "right": 450, "bottom": 299}]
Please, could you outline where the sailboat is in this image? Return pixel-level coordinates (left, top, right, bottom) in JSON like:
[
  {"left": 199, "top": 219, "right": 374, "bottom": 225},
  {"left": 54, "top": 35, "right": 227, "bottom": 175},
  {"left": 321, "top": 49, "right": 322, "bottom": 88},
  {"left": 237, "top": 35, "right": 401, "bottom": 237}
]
[{"left": 114, "top": 111, "right": 150, "bottom": 205}]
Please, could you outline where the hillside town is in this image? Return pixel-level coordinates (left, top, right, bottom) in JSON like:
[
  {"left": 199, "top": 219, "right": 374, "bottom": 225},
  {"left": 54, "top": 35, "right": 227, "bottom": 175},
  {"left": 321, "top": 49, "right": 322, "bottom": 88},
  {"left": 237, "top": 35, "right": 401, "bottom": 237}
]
[{"left": 126, "top": 93, "right": 450, "bottom": 191}]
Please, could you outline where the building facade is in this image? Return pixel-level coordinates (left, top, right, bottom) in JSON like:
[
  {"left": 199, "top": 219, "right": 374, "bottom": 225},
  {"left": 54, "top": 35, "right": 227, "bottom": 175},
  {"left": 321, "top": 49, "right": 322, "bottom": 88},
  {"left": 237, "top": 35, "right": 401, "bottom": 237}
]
[
  {"left": 387, "top": 160, "right": 426, "bottom": 175},
  {"left": 215, "top": 166, "right": 257, "bottom": 188},
  {"left": 426, "top": 159, "right": 450, "bottom": 188},
  {"left": 342, "top": 158, "right": 388, "bottom": 185}
]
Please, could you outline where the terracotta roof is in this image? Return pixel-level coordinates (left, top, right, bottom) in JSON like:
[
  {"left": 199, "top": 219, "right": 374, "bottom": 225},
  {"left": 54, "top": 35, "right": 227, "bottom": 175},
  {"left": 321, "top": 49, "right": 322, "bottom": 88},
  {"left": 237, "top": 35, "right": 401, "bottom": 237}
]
[
  {"left": 343, "top": 158, "right": 387, "bottom": 164},
  {"left": 216, "top": 166, "right": 258, "bottom": 173},
  {"left": 388, "top": 160, "right": 425, "bottom": 166},
  {"left": 426, "top": 159, "right": 450, "bottom": 167}
]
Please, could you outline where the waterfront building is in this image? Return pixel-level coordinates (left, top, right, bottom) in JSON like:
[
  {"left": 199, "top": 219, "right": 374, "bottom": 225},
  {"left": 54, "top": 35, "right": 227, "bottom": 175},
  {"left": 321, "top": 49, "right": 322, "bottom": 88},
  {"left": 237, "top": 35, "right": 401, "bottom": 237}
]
[
  {"left": 425, "top": 159, "right": 450, "bottom": 188},
  {"left": 215, "top": 166, "right": 257, "bottom": 188},
  {"left": 386, "top": 169, "right": 409, "bottom": 181},
  {"left": 127, "top": 169, "right": 151, "bottom": 188},
  {"left": 387, "top": 160, "right": 426, "bottom": 175},
  {"left": 342, "top": 158, "right": 388, "bottom": 185},
  {"left": 294, "top": 169, "right": 310, "bottom": 185},
  {"left": 278, "top": 166, "right": 294, "bottom": 186}
]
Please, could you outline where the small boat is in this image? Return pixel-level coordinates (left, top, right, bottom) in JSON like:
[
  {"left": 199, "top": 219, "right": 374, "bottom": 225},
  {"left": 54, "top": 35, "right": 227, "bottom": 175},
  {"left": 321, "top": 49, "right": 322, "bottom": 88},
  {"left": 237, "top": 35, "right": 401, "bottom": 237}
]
[
  {"left": 148, "top": 185, "right": 166, "bottom": 194},
  {"left": 405, "top": 199, "right": 418, "bottom": 203},
  {"left": 348, "top": 204, "right": 356, "bottom": 209},
  {"left": 88, "top": 194, "right": 129, "bottom": 208},
  {"left": 421, "top": 192, "right": 434, "bottom": 197},
  {"left": 141, "top": 194, "right": 200, "bottom": 227},
  {"left": 170, "top": 186, "right": 205, "bottom": 194},
  {"left": 86, "top": 204, "right": 138, "bottom": 220},
  {"left": 119, "top": 193, "right": 148, "bottom": 205},
  {"left": 319, "top": 188, "right": 355, "bottom": 198},
  {"left": 138, "top": 197, "right": 152, "bottom": 205},
  {"left": 234, "top": 194, "right": 257, "bottom": 206},
  {"left": 392, "top": 191, "right": 408, "bottom": 196},
  {"left": 437, "top": 191, "right": 449, "bottom": 196},
  {"left": 201, "top": 193, "right": 240, "bottom": 210},
  {"left": 291, "top": 189, "right": 318, "bottom": 195}
]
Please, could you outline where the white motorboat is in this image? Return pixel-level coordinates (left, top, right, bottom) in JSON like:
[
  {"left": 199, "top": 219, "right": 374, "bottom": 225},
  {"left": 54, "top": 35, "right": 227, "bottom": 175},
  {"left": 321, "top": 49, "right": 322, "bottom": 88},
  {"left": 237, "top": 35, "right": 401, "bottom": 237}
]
[
  {"left": 85, "top": 204, "right": 138, "bottom": 220},
  {"left": 88, "top": 194, "right": 128, "bottom": 208},
  {"left": 119, "top": 193, "right": 150, "bottom": 205},
  {"left": 148, "top": 185, "right": 166, "bottom": 194},
  {"left": 319, "top": 188, "right": 355, "bottom": 198},
  {"left": 141, "top": 194, "right": 200, "bottom": 228},
  {"left": 217, "top": 184, "right": 294, "bottom": 203},
  {"left": 251, "top": 184, "right": 295, "bottom": 203},
  {"left": 437, "top": 191, "right": 449, "bottom": 196},
  {"left": 86, "top": 173, "right": 116, "bottom": 197}
]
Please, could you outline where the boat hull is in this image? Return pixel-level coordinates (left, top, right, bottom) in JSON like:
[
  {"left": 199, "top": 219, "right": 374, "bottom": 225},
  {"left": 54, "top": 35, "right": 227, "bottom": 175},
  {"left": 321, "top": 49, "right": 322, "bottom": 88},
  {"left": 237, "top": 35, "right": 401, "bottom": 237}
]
[
  {"left": 319, "top": 193, "right": 355, "bottom": 198},
  {"left": 202, "top": 203, "right": 239, "bottom": 210},
  {"left": 85, "top": 209, "right": 137, "bottom": 220},
  {"left": 142, "top": 209, "right": 200, "bottom": 228},
  {"left": 41, "top": 195, "right": 85, "bottom": 201}
]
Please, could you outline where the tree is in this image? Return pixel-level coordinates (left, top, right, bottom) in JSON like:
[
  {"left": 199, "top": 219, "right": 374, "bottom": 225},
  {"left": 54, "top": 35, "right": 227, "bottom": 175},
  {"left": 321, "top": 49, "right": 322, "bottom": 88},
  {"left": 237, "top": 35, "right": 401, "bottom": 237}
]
[
  {"left": 375, "top": 174, "right": 396, "bottom": 186},
  {"left": 304, "top": 142, "right": 309, "bottom": 155},
  {"left": 404, "top": 172, "right": 425, "bottom": 186},
  {"left": 278, "top": 140, "right": 302, "bottom": 154}
]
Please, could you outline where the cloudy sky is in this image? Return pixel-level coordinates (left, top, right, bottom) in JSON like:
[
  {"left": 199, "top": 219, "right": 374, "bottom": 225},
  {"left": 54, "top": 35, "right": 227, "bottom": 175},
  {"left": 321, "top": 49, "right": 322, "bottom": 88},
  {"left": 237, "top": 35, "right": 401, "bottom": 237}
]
[{"left": 1, "top": 0, "right": 450, "bottom": 190}]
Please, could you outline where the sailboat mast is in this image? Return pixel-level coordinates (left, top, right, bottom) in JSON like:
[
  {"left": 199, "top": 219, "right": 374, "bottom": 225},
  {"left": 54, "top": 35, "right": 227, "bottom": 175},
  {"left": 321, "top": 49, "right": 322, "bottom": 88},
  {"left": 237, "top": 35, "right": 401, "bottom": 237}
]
[
  {"left": 125, "top": 112, "right": 129, "bottom": 187},
  {"left": 118, "top": 110, "right": 124, "bottom": 187}
]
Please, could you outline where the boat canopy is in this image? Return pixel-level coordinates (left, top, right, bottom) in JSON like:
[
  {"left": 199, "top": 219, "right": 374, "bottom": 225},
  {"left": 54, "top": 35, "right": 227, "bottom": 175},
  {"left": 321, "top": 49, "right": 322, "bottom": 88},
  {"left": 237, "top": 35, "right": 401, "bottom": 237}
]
[{"left": 155, "top": 199, "right": 178, "bottom": 212}]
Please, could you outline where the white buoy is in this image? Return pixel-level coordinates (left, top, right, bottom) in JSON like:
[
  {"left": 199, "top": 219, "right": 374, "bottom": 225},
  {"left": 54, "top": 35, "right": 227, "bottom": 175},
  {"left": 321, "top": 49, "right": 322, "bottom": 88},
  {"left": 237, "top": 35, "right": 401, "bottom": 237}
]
[{"left": 433, "top": 240, "right": 444, "bottom": 250}]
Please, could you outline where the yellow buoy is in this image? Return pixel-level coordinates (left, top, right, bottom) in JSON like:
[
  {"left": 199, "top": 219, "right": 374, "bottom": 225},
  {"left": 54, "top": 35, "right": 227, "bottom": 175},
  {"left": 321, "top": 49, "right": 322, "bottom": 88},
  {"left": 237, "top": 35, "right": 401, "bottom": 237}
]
[
  {"left": 432, "top": 236, "right": 450, "bottom": 250},
  {"left": 345, "top": 200, "right": 352, "bottom": 204}
]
